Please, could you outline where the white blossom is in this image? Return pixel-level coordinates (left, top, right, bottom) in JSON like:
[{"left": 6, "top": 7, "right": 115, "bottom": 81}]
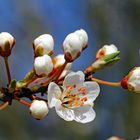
[
  {"left": 34, "top": 54, "right": 53, "bottom": 75},
  {"left": 33, "top": 34, "right": 54, "bottom": 56},
  {"left": 96, "top": 44, "right": 118, "bottom": 59},
  {"left": 48, "top": 71, "right": 100, "bottom": 123},
  {"left": 124, "top": 67, "right": 140, "bottom": 93},
  {"left": 29, "top": 100, "right": 49, "bottom": 120}
]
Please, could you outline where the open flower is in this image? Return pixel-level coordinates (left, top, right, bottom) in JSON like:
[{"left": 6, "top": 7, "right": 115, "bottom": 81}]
[
  {"left": 0, "top": 32, "right": 15, "bottom": 57},
  {"left": 34, "top": 54, "right": 53, "bottom": 76},
  {"left": 96, "top": 44, "right": 118, "bottom": 59},
  {"left": 48, "top": 71, "right": 100, "bottom": 123},
  {"left": 33, "top": 34, "right": 54, "bottom": 56},
  {"left": 62, "top": 29, "right": 88, "bottom": 62},
  {"left": 121, "top": 67, "right": 140, "bottom": 93},
  {"left": 29, "top": 100, "right": 49, "bottom": 120}
]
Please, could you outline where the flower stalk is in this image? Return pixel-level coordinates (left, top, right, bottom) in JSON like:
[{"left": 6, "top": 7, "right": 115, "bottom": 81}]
[
  {"left": 0, "top": 102, "right": 9, "bottom": 110},
  {"left": 41, "top": 61, "right": 68, "bottom": 86},
  {"left": 14, "top": 96, "right": 31, "bottom": 107},
  {"left": 4, "top": 57, "right": 11, "bottom": 84},
  {"left": 91, "top": 77, "right": 121, "bottom": 87},
  {"left": 54, "top": 61, "right": 68, "bottom": 82}
]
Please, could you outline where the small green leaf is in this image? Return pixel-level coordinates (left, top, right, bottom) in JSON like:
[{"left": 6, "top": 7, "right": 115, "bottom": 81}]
[{"left": 9, "top": 79, "right": 17, "bottom": 92}]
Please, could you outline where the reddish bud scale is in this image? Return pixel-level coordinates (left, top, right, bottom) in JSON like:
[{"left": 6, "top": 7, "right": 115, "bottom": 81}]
[
  {"left": 0, "top": 49, "right": 11, "bottom": 57},
  {"left": 121, "top": 76, "right": 128, "bottom": 89},
  {"left": 96, "top": 49, "right": 105, "bottom": 60}
]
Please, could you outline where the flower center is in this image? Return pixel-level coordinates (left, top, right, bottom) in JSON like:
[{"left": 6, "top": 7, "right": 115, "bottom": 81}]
[{"left": 62, "top": 84, "right": 87, "bottom": 108}]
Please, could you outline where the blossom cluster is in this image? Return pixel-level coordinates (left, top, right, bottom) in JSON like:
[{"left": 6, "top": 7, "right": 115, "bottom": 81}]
[
  {"left": 30, "top": 29, "right": 99, "bottom": 122},
  {"left": 0, "top": 29, "right": 139, "bottom": 125}
]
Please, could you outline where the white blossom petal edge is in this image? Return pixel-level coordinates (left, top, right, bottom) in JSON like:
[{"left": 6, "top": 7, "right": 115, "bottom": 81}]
[{"left": 48, "top": 71, "right": 100, "bottom": 123}]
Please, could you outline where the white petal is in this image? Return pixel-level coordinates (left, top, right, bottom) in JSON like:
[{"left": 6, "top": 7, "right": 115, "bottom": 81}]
[
  {"left": 63, "top": 33, "right": 83, "bottom": 59},
  {"left": 63, "top": 71, "right": 85, "bottom": 88},
  {"left": 84, "top": 82, "right": 100, "bottom": 103},
  {"left": 34, "top": 34, "right": 54, "bottom": 55},
  {"left": 127, "top": 67, "right": 140, "bottom": 93},
  {"left": 73, "top": 105, "right": 96, "bottom": 123},
  {"left": 53, "top": 54, "right": 72, "bottom": 79},
  {"left": 96, "top": 44, "right": 118, "bottom": 59},
  {"left": 75, "top": 29, "right": 88, "bottom": 47},
  {"left": 0, "top": 32, "right": 14, "bottom": 49},
  {"left": 48, "top": 82, "right": 61, "bottom": 108},
  {"left": 30, "top": 100, "right": 49, "bottom": 120},
  {"left": 53, "top": 54, "right": 65, "bottom": 68},
  {"left": 103, "top": 44, "right": 118, "bottom": 55},
  {"left": 129, "top": 67, "right": 140, "bottom": 78},
  {"left": 55, "top": 101, "right": 74, "bottom": 121},
  {"left": 34, "top": 55, "right": 53, "bottom": 75}
]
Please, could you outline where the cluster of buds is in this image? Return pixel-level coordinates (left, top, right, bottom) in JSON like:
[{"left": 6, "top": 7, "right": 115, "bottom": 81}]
[
  {"left": 33, "top": 34, "right": 54, "bottom": 76},
  {"left": 0, "top": 28, "right": 139, "bottom": 125}
]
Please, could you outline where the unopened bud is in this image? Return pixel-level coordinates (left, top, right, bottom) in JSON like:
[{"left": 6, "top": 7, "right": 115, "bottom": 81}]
[
  {"left": 121, "top": 67, "right": 140, "bottom": 93},
  {"left": 75, "top": 29, "right": 88, "bottom": 50},
  {"left": 33, "top": 34, "right": 54, "bottom": 57},
  {"left": 0, "top": 32, "right": 15, "bottom": 57},
  {"left": 63, "top": 33, "right": 82, "bottom": 62},
  {"left": 29, "top": 100, "right": 49, "bottom": 120},
  {"left": 85, "top": 51, "right": 120, "bottom": 75},
  {"left": 53, "top": 54, "right": 72, "bottom": 78},
  {"left": 34, "top": 54, "right": 53, "bottom": 76},
  {"left": 63, "top": 29, "right": 88, "bottom": 62},
  {"left": 96, "top": 44, "right": 118, "bottom": 59}
]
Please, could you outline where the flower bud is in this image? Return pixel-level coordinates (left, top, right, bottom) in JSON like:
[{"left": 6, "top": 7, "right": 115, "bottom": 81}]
[
  {"left": 33, "top": 34, "right": 54, "bottom": 57},
  {"left": 85, "top": 51, "right": 120, "bottom": 75},
  {"left": 53, "top": 54, "right": 71, "bottom": 68},
  {"left": 29, "top": 100, "right": 49, "bottom": 120},
  {"left": 34, "top": 54, "right": 53, "bottom": 76},
  {"left": 121, "top": 67, "right": 140, "bottom": 93},
  {"left": 74, "top": 29, "right": 88, "bottom": 50},
  {"left": 63, "top": 33, "right": 83, "bottom": 62},
  {"left": 96, "top": 44, "right": 118, "bottom": 59},
  {"left": 0, "top": 32, "right": 15, "bottom": 57},
  {"left": 53, "top": 54, "right": 72, "bottom": 78}
]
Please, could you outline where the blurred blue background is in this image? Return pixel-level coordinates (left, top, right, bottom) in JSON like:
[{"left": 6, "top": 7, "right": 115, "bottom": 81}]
[{"left": 0, "top": 0, "right": 140, "bottom": 140}]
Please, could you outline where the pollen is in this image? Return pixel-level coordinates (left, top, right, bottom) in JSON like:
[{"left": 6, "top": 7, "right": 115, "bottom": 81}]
[
  {"left": 81, "top": 97, "right": 87, "bottom": 102},
  {"left": 77, "top": 88, "right": 82, "bottom": 92},
  {"left": 63, "top": 84, "right": 89, "bottom": 108},
  {"left": 80, "top": 102, "right": 84, "bottom": 106}
]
